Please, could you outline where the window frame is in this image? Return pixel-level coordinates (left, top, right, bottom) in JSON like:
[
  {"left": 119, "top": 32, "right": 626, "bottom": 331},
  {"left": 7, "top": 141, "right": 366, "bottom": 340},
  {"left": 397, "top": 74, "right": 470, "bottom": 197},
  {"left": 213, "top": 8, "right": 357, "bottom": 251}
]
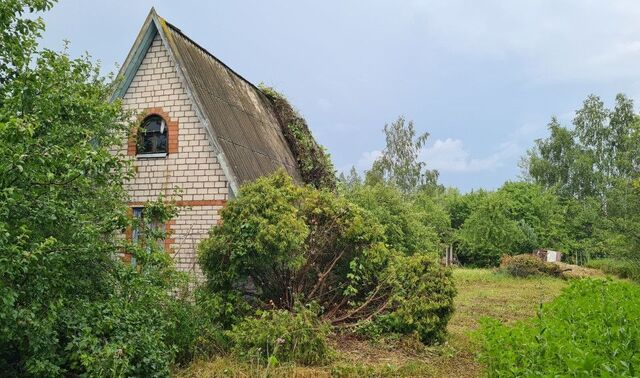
[
  {"left": 137, "top": 115, "right": 169, "bottom": 158},
  {"left": 130, "top": 206, "right": 166, "bottom": 266}
]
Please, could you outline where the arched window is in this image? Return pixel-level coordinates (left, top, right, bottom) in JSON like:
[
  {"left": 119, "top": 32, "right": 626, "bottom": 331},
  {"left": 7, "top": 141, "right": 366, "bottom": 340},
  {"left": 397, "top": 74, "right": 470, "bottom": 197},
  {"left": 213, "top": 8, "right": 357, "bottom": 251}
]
[{"left": 138, "top": 115, "right": 167, "bottom": 155}]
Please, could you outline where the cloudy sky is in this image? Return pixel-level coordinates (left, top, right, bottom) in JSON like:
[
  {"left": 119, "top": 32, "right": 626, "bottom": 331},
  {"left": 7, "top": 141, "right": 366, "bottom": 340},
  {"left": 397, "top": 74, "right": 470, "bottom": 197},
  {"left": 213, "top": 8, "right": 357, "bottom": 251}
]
[{"left": 39, "top": 1, "right": 640, "bottom": 191}]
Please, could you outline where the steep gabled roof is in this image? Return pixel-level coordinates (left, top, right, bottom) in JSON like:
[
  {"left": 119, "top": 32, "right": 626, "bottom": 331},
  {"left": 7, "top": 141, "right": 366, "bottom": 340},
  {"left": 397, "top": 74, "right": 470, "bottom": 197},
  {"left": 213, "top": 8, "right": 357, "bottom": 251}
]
[{"left": 113, "top": 8, "right": 302, "bottom": 194}]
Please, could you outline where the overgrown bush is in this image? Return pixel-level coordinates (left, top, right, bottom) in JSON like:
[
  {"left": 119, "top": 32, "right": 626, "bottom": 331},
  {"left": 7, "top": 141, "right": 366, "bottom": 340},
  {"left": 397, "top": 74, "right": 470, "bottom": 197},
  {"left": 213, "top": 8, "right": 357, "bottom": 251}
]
[
  {"left": 228, "top": 304, "right": 332, "bottom": 366},
  {"left": 366, "top": 254, "right": 456, "bottom": 343},
  {"left": 499, "top": 254, "right": 563, "bottom": 278},
  {"left": 199, "top": 170, "right": 387, "bottom": 318},
  {"left": 586, "top": 258, "right": 639, "bottom": 280},
  {"left": 478, "top": 279, "right": 640, "bottom": 377},
  {"left": 199, "top": 170, "right": 456, "bottom": 345}
]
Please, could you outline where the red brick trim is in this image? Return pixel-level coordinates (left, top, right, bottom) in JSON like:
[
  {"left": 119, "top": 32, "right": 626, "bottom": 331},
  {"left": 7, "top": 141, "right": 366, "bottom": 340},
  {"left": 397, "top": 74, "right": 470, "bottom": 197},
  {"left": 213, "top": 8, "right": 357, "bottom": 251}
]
[
  {"left": 122, "top": 207, "right": 134, "bottom": 262},
  {"left": 128, "top": 107, "right": 179, "bottom": 156},
  {"left": 164, "top": 220, "right": 176, "bottom": 253},
  {"left": 128, "top": 199, "right": 227, "bottom": 207}
]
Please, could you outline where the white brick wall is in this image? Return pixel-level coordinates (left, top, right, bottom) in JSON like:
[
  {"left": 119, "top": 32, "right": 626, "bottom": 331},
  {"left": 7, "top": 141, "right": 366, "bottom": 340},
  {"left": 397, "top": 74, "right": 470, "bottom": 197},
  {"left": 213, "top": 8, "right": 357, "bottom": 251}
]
[
  {"left": 172, "top": 205, "right": 222, "bottom": 272},
  {"left": 120, "top": 34, "right": 228, "bottom": 278}
]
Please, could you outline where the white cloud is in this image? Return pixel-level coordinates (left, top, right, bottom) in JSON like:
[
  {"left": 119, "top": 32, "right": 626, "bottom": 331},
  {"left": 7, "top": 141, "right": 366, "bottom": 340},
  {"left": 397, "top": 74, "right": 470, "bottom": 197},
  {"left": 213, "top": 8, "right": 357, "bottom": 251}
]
[
  {"left": 409, "top": 0, "right": 640, "bottom": 83},
  {"left": 421, "top": 123, "right": 544, "bottom": 173},
  {"left": 422, "top": 138, "right": 504, "bottom": 172}
]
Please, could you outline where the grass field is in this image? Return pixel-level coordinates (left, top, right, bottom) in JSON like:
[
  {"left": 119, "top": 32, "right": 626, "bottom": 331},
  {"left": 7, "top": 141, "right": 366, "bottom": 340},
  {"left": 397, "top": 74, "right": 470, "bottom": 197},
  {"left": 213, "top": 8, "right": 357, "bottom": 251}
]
[{"left": 176, "top": 269, "right": 568, "bottom": 377}]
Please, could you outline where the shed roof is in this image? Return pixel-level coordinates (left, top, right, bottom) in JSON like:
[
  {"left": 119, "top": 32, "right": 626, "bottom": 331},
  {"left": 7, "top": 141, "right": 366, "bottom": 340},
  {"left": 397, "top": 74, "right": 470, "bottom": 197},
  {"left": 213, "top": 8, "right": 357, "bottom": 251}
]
[{"left": 113, "top": 8, "right": 302, "bottom": 194}]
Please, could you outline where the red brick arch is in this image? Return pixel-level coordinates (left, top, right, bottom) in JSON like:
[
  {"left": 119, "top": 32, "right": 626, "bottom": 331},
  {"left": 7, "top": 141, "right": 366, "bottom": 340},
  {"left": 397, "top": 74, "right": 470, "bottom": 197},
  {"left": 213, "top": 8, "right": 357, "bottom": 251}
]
[{"left": 128, "top": 107, "right": 179, "bottom": 155}]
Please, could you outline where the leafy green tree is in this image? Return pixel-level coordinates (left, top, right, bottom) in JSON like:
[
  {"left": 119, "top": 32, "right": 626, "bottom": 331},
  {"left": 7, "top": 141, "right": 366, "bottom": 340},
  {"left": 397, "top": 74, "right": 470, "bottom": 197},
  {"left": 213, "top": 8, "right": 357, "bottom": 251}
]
[
  {"left": 0, "top": 0, "right": 54, "bottom": 88},
  {"left": 523, "top": 93, "right": 640, "bottom": 265},
  {"left": 338, "top": 166, "right": 363, "bottom": 190},
  {"left": 497, "top": 182, "right": 567, "bottom": 251},
  {"left": 411, "top": 189, "right": 453, "bottom": 245},
  {"left": 443, "top": 188, "right": 488, "bottom": 230},
  {"left": 523, "top": 94, "right": 640, "bottom": 203},
  {"left": 366, "top": 116, "right": 439, "bottom": 194},
  {"left": 345, "top": 183, "right": 442, "bottom": 255},
  {"left": 455, "top": 192, "right": 523, "bottom": 266},
  {"left": 0, "top": 2, "right": 209, "bottom": 375}
]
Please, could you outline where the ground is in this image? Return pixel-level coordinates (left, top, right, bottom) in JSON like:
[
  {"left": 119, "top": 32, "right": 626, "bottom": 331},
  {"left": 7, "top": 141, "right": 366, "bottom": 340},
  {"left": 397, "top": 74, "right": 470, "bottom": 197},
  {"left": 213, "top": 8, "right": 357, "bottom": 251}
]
[{"left": 176, "top": 269, "right": 569, "bottom": 377}]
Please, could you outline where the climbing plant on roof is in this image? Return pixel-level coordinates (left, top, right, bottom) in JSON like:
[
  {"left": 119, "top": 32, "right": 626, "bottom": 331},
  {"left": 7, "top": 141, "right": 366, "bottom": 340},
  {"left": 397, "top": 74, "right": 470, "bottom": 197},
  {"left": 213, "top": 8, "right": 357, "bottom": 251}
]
[{"left": 259, "top": 84, "right": 337, "bottom": 191}]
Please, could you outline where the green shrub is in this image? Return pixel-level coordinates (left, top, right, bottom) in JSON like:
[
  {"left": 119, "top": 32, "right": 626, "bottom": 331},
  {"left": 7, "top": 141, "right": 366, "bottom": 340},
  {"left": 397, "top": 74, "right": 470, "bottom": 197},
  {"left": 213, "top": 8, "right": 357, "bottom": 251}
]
[
  {"left": 500, "top": 254, "right": 563, "bottom": 278},
  {"left": 198, "top": 170, "right": 389, "bottom": 322},
  {"left": 57, "top": 267, "right": 224, "bottom": 377},
  {"left": 478, "top": 279, "right": 640, "bottom": 377},
  {"left": 199, "top": 171, "right": 456, "bottom": 344},
  {"left": 366, "top": 254, "right": 456, "bottom": 343},
  {"left": 227, "top": 305, "right": 332, "bottom": 366},
  {"left": 587, "top": 258, "right": 639, "bottom": 280}
]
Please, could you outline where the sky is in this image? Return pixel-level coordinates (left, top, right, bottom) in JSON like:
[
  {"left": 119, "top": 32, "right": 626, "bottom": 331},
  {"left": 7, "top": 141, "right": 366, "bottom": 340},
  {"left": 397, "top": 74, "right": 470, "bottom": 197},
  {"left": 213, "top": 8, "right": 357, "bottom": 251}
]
[{"left": 38, "top": 1, "right": 640, "bottom": 192}]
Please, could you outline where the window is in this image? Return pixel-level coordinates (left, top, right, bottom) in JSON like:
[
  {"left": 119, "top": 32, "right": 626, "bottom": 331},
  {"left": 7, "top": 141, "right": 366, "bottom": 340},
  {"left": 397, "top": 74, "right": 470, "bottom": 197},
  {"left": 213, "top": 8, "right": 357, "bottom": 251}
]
[
  {"left": 137, "top": 115, "right": 167, "bottom": 155},
  {"left": 130, "top": 207, "right": 164, "bottom": 266}
]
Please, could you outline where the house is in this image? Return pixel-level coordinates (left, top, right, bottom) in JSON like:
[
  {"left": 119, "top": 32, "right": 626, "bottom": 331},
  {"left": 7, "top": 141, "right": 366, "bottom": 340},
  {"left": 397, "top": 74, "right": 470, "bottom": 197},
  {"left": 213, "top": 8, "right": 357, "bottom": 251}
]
[{"left": 112, "top": 8, "right": 303, "bottom": 276}]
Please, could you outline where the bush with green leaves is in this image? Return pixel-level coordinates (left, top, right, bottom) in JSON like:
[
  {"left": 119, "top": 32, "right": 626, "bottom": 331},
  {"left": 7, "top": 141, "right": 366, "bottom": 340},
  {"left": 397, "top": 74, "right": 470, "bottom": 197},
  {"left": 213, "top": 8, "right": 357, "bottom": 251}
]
[
  {"left": 499, "top": 254, "right": 564, "bottom": 278},
  {"left": 0, "top": 2, "right": 217, "bottom": 375},
  {"left": 587, "top": 258, "right": 639, "bottom": 280},
  {"left": 199, "top": 170, "right": 456, "bottom": 344},
  {"left": 228, "top": 304, "right": 332, "bottom": 366},
  {"left": 367, "top": 254, "right": 456, "bottom": 343},
  {"left": 199, "top": 170, "right": 388, "bottom": 320},
  {"left": 478, "top": 279, "right": 640, "bottom": 377}
]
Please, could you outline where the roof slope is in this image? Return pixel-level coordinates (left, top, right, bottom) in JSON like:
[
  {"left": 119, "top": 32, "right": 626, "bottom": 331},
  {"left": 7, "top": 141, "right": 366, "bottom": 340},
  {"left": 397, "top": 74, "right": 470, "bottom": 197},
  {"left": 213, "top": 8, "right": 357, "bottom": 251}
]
[{"left": 114, "top": 9, "right": 302, "bottom": 193}]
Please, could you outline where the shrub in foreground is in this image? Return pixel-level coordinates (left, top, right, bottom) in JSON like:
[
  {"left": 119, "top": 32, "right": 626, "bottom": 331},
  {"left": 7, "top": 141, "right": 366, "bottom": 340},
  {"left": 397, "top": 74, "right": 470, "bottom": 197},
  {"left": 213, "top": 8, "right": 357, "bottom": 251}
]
[
  {"left": 199, "top": 170, "right": 456, "bottom": 345},
  {"left": 500, "top": 254, "right": 563, "bottom": 278},
  {"left": 478, "top": 279, "right": 640, "bottom": 377},
  {"left": 228, "top": 304, "right": 332, "bottom": 365},
  {"left": 370, "top": 254, "right": 456, "bottom": 343}
]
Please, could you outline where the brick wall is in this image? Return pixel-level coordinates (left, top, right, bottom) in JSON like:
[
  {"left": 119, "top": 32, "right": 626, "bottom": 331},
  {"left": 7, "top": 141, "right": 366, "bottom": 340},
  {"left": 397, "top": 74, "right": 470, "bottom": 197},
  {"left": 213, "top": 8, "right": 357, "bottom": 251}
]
[{"left": 119, "top": 34, "right": 228, "bottom": 277}]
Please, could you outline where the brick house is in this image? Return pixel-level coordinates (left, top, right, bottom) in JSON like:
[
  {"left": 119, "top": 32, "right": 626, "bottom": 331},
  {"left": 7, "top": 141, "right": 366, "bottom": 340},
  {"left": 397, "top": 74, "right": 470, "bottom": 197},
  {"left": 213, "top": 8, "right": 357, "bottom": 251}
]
[{"left": 112, "top": 9, "right": 302, "bottom": 276}]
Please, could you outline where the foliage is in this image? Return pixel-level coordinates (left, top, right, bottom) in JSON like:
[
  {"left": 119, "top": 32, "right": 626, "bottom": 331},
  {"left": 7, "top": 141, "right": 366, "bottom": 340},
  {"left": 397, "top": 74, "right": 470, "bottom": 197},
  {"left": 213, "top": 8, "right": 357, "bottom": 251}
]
[
  {"left": 368, "top": 254, "right": 456, "bottom": 343},
  {"left": 0, "top": 0, "right": 54, "bottom": 87},
  {"left": 344, "top": 183, "right": 441, "bottom": 255},
  {"left": 366, "top": 116, "right": 439, "bottom": 195},
  {"left": 228, "top": 304, "right": 332, "bottom": 366},
  {"left": 199, "top": 170, "right": 388, "bottom": 318},
  {"left": 199, "top": 170, "right": 456, "bottom": 344},
  {"left": 411, "top": 189, "right": 453, "bottom": 245},
  {"left": 586, "top": 258, "right": 639, "bottom": 281},
  {"left": 455, "top": 193, "right": 523, "bottom": 266},
  {"left": 521, "top": 93, "right": 640, "bottom": 268},
  {"left": 0, "top": 3, "right": 215, "bottom": 376},
  {"left": 453, "top": 182, "right": 568, "bottom": 267},
  {"left": 499, "top": 254, "right": 563, "bottom": 278},
  {"left": 523, "top": 94, "right": 640, "bottom": 202},
  {"left": 259, "top": 84, "right": 336, "bottom": 190},
  {"left": 478, "top": 279, "right": 640, "bottom": 377}
]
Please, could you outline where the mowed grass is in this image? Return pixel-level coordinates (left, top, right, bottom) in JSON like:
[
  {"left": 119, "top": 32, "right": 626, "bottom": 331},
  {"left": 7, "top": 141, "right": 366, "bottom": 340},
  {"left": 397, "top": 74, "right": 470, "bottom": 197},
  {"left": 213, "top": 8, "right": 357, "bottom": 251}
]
[{"left": 176, "top": 269, "right": 567, "bottom": 378}]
